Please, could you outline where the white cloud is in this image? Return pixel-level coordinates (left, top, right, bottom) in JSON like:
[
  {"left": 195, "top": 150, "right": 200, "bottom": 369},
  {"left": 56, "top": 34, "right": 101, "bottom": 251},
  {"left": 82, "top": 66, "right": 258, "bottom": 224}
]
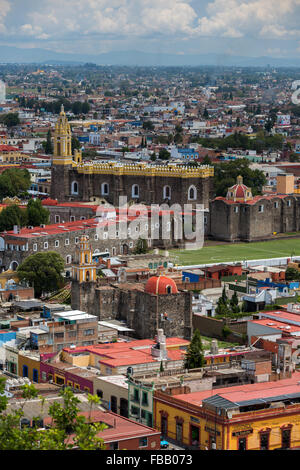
[
  {"left": 0, "top": 0, "right": 10, "bottom": 33},
  {"left": 196, "top": 0, "right": 300, "bottom": 39}
]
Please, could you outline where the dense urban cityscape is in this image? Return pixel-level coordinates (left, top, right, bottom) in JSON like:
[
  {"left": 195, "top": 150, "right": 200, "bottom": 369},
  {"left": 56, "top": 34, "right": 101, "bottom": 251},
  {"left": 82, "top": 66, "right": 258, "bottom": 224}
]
[{"left": 1, "top": 23, "right": 300, "bottom": 455}]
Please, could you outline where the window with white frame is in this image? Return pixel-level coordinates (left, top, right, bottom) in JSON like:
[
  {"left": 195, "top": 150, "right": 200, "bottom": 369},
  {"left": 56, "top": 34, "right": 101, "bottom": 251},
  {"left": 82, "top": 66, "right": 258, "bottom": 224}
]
[
  {"left": 163, "top": 185, "right": 171, "bottom": 200},
  {"left": 101, "top": 182, "right": 109, "bottom": 196},
  {"left": 71, "top": 181, "right": 78, "bottom": 195},
  {"left": 258, "top": 205, "right": 264, "bottom": 213},
  {"left": 44, "top": 242, "right": 48, "bottom": 249},
  {"left": 55, "top": 240, "right": 59, "bottom": 248},
  {"left": 132, "top": 184, "right": 139, "bottom": 198},
  {"left": 33, "top": 243, "right": 37, "bottom": 251},
  {"left": 188, "top": 185, "right": 197, "bottom": 201},
  {"left": 65, "top": 238, "right": 69, "bottom": 246}
]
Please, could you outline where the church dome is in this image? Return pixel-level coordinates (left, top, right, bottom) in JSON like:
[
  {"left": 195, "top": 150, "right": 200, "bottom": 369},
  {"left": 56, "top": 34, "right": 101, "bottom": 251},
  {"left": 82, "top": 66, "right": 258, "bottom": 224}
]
[
  {"left": 226, "top": 175, "right": 253, "bottom": 202},
  {"left": 145, "top": 275, "right": 178, "bottom": 295}
]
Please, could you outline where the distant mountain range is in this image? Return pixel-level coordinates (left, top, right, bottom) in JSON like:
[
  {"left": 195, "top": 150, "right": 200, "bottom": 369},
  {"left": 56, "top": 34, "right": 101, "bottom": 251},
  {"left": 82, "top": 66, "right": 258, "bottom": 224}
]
[{"left": 0, "top": 45, "right": 300, "bottom": 67}]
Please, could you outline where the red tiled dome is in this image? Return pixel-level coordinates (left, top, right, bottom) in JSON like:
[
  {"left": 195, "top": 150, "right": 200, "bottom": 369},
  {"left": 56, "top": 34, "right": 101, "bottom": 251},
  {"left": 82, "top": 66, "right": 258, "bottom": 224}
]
[
  {"left": 226, "top": 175, "right": 252, "bottom": 202},
  {"left": 145, "top": 276, "right": 178, "bottom": 295}
]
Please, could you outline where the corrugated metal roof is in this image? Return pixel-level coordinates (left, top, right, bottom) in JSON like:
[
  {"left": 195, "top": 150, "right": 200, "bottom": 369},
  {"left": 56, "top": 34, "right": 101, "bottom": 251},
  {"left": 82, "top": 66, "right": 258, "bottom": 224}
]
[{"left": 203, "top": 392, "right": 300, "bottom": 410}]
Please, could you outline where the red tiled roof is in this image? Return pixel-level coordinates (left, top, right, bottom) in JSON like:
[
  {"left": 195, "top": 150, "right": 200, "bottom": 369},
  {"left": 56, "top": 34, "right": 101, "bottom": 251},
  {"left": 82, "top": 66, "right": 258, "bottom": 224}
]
[{"left": 173, "top": 371, "right": 300, "bottom": 407}]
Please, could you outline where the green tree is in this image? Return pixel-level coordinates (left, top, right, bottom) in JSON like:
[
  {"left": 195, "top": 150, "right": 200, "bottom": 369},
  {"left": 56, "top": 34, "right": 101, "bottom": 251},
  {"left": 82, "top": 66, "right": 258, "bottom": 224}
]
[
  {"left": 230, "top": 291, "right": 240, "bottom": 314},
  {"left": 45, "top": 129, "right": 53, "bottom": 154},
  {"left": 202, "top": 155, "right": 211, "bottom": 165},
  {"left": 184, "top": 329, "right": 205, "bottom": 369},
  {"left": 285, "top": 267, "right": 300, "bottom": 281},
  {"left": 134, "top": 237, "right": 148, "bottom": 254},
  {"left": 159, "top": 149, "right": 171, "bottom": 160},
  {"left": 0, "top": 168, "right": 31, "bottom": 200},
  {"left": 26, "top": 199, "right": 50, "bottom": 227},
  {"left": 3, "top": 113, "right": 20, "bottom": 128},
  {"left": 0, "top": 379, "right": 106, "bottom": 450},
  {"left": 17, "top": 252, "right": 65, "bottom": 297},
  {"left": 71, "top": 136, "right": 81, "bottom": 154},
  {"left": 0, "top": 204, "right": 27, "bottom": 232},
  {"left": 143, "top": 121, "right": 154, "bottom": 131}
]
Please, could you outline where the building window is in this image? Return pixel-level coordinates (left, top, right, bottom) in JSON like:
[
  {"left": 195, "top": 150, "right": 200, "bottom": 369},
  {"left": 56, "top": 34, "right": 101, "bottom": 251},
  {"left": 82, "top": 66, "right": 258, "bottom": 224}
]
[
  {"left": 139, "top": 437, "right": 148, "bottom": 448},
  {"left": 75, "top": 237, "right": 79, "bottom": 244},
  {"left": 33, "top": 243, "right": 37, "bottom": 251},
  {"left": 32, "top": 368, "right": 38, "bottom": 383},
  {"left": 84, "top": 329, "right": 94, "bottom": 336},
  {"left": 163, "top": 185, "right": 171, "bottom": 200},
  {"left": 274, "top": 202, "right": 279, "bottom": 208},
  {"left": 109, "top": 442, "right": 119, "bottom": 450},
  {"left": 44, "top": 242, "right": 48, "bottom": 249},
  {"left": 142, "top": 391, "right": 148, "bottom": 406},
  {"left": 101, "top": 182, "right": 109, "bottom": 196},
  {"left": 65, "top": 238, "right": 69, "bottom": 245},
  {"left": 55, "top": 240, "right": 59, "bottom": 248},
  {"left": 70, "top": 216, "right": 75, "bottom": 222},
  {"left": 281, "top": 428, "right": 291, "bottom": 449},
  {"left": 111, "top": 395, "right": 117, "bottom": 413},
  {"left": 132, "top": 184, "right": 139, "bottom": 198},
  {"left": 55, "top": 215, "right": 60, "bottom": 223},
  {"left": 260, "top": 432, "right": 270, "bottom": 450},
  {"left": 94, "top": 234, "right": 98, "bottom": 241},
  {"left": 188, "top": 185, "right": 197, "bottom": 201},
  {"left": 258, "top": 205, "right": 264, "bottom": 213},
  {"left": 71, "top": 181, "right": 78, "bottom": 195},
  {"left": 287, "top": 200, "right": 291, "bottom": 207},
  {"left": 96, "top": 389, "right": 103, "bottom": 398},
  {"left": 54, "top": 332, "right": 64, "bottom": 339},
  {"left": 234, "top": 206, "right": 239, "bottom": 213},
  {"left": 238, "top": 437, "right": 247, "bottom": 451}
]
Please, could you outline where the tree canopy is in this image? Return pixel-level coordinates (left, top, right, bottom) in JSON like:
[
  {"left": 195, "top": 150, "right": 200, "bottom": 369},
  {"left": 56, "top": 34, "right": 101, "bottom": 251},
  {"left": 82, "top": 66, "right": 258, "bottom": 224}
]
[
  {"left": 0, "top": 168, "right": 31, "bottom": 200},
  {"left": 213, "top": 158, "right": 266, "bottom": 197},
  {"left": 17, "top": 252, "right": 65, "bottom": 297},
  {"left": 0, "top": 204, "right": 27, "bottom": 232},
  {"left": 26, "top": 198, "right": 50, "bottom": 227},
  {"left": 0, "top": 378, "right": 106, "bottom": 450},
  {"left": 184, "top": 329, "right": 205, "bottom": 369}
]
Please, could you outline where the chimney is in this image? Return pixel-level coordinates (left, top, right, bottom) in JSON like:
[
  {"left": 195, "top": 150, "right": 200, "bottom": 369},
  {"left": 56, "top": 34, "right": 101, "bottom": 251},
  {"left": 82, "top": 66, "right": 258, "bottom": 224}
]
[{"left": 107, "top": 258, "right": 111, "bottom": 269}]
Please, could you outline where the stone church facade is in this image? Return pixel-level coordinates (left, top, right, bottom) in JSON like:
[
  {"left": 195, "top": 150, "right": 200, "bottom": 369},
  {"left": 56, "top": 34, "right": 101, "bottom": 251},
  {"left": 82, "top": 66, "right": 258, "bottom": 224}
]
[
  {"left": 50, "top": 106, "right": 214, "bottom": 209},
  {"left": 209, "top": 176, "right": 300, "bottom": 242}
]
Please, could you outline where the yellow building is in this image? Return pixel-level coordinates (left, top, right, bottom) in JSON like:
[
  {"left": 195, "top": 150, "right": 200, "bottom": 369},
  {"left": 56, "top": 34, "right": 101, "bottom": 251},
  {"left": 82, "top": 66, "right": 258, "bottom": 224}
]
[
  {"left": 53, "top": 105, "right": 82, "bottom": 166},
  {"left": 18, "top": 351, "right": 40, "bottom": 383},
  {"left": 154, "top": 372, "right": 300, "bottom": 450},
  {"left": 72, "top": 234, "right": 96, "bottom": 283}
]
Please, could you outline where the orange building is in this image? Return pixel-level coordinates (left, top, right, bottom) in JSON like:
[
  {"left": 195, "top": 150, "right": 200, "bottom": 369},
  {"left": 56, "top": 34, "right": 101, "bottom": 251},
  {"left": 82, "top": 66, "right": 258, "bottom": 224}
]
[{"left": 154, "top": 371, "right": 300, "bottom": 450}]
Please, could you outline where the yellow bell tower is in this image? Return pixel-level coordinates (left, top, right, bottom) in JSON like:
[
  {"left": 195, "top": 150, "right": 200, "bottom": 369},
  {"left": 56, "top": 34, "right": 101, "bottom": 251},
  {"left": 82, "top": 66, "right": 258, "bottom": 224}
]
[
  {"left": 72, "top": 235, "right": 97, "bottom": 283},
  {"left": 53, "top": 105, "right": 74, "bottom": 165}
]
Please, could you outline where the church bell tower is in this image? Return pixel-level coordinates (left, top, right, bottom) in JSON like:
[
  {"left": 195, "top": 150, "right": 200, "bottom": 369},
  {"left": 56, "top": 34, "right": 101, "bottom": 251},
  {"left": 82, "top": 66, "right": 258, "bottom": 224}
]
[{"left": 50, "top": 105, "right": 81, "bottom": 201}]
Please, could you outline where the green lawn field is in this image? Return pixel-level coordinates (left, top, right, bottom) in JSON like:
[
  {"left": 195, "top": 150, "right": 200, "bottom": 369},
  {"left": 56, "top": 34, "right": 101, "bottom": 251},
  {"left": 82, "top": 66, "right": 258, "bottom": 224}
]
[{"left": 169, "top": 238, "right": 300, "bottom": 266}]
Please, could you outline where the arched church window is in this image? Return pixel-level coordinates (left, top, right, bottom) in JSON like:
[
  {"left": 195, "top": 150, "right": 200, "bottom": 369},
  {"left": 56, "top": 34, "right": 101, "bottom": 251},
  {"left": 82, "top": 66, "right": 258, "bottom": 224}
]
[
  {"left": 101, "top": 183, "right": 109, "bottom": 195},
  {"left": 163, "top": 185, "right": 171, "bottom": 199},
  {"left": 71, "top": 181, "right": 78, "bottom": 195},
  {"left": 188, "top": 185, "right": 197, "bottom": 201},
  {"left": 132, "top": 184, "right": 139, "bottom": 198}
]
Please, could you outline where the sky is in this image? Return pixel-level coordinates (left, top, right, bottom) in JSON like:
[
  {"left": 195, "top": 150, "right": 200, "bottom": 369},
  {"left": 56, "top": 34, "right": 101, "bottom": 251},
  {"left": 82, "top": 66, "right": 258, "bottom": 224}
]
[{"left": 0, "top": 0, "right": 300, "bottom": 58}]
